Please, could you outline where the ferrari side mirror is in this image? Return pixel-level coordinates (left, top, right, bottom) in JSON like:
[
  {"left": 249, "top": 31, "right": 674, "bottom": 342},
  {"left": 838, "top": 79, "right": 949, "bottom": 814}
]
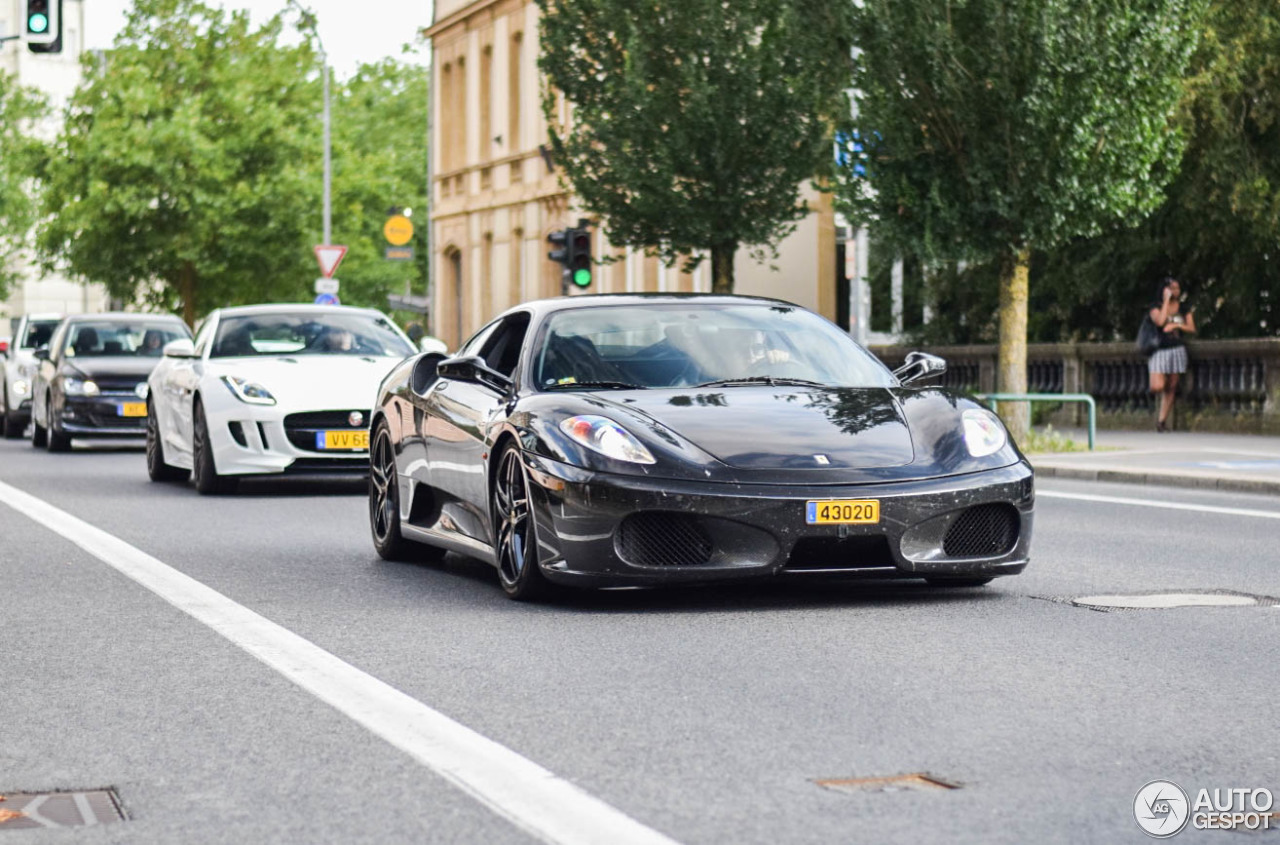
[{"left": 894, "top": 351, "right": 947, "bottom": 385}]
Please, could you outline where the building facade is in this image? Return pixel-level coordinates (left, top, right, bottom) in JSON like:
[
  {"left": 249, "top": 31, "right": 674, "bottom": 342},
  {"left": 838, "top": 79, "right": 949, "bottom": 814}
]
[
  {"left": 0, "top": 0, "right": 107, "bottom": 324},
  {"left": 424, "top": 0, "right": 838, "bottom": 350}
]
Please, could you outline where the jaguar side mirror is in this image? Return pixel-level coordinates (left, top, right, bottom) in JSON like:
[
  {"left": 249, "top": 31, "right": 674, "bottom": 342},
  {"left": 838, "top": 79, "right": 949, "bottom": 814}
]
[{"left": 163, "top": 339, "right": 197, "bottom": 359}]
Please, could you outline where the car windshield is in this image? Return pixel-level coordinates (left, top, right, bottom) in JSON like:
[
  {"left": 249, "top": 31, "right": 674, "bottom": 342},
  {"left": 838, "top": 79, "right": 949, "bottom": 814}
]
[
  {"left": 532, "top": 303, "right": 897, "bottom": 390},
  {"left": 211, "top": 311, "right": 415, "bottom": 359},
  {"left": 63, "top": 321, "right": 189, "bottom": 358},
  {"left": 21, "top": 320, "right": 60, "bottom": 349}
]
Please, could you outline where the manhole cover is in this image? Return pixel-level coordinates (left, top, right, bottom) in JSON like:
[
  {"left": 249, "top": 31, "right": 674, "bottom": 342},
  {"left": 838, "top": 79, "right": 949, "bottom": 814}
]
[
  {"left": 814, "top": 773, "right": 960, "bottom": 794},
  {"left": 0, "top": 790, "right": 124, "bottom": 830},
  {"left": 1072, "top": 593, "right": 1265, "bottom": 610}
]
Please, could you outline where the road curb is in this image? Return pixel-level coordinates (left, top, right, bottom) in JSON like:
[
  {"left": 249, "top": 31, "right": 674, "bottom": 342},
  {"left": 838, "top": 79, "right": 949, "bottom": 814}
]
[{"left": 1032, "top": 464, "right": 1280, "bottom": 496}]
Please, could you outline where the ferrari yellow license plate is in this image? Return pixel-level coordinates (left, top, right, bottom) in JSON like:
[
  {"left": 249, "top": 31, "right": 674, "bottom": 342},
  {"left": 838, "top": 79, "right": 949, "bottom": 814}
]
[
  {"left": 317, "top": 430, "right": 369, "bottom": 450},
  {"left": 117, "top": 402, "right": 147, "bottom": 417},
  {"left": 806, "top": 499, "right": 881, "bottom": 525}
]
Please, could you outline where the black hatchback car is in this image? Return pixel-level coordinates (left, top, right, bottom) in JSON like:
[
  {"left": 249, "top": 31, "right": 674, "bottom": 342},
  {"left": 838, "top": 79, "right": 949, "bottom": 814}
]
[{"left": 31, "top": 313, "right": 191, "bottom": 451}]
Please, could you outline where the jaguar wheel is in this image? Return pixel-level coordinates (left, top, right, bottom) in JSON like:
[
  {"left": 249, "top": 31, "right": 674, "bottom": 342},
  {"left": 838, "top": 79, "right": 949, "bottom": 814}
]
[
  {"left": 491, "top": 443, "right": 549, "bottom": 601},
  {"left": 192, "top": 399, "right": 237, "bottom": 495},
  {"left": 369, "top": 420, "right": 442, "bottom": 562},
  {"left": 146, "top": 399, "right": 189, "bottom": 481}
]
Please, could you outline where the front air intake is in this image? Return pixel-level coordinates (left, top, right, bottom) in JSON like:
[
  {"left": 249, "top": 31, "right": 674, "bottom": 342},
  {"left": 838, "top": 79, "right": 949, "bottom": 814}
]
[
  {"left": 615, "top": 513, "right": 714, "bottom": 568},
  {"left": 943, "top": 504, "right": 1019, "bottom": 558}
]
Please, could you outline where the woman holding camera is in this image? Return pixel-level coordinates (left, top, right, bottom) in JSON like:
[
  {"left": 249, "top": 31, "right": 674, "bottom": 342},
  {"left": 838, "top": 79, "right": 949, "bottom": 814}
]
[{"left": 1148, "top": 276, "right": 1196, "bottom": 432}]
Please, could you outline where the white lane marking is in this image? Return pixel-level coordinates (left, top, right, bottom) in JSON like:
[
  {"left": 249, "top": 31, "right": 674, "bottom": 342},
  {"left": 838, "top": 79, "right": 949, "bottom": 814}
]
[
  {"left": 0, "top": 479, "right": 679, "bottom": 845},
  {"left": 1039, "top": 489, "right": 1280, "bottom": 521}
]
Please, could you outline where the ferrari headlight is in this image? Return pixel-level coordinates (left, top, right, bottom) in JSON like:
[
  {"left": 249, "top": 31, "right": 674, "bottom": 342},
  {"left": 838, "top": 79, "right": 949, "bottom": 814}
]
[
  {"left": 559, "top": 415, "right": 655, "bottom": 464},
  {"left": 13, "top": 379, "right": 29, "bottom": 396},
  {"left": 962, "top": 409, "right": 1007, "bottom": 457},
  {"left": 221, "top": 375, "right": 276, "bottom": 406},
  {"left": 64, "top": 377, "right": 100, "bottom": 397}
]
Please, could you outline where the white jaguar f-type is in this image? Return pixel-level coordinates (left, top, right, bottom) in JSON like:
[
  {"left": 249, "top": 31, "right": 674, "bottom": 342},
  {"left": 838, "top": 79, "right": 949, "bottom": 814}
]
[{"left": 146, "top": 304, "right": 417, "bottom": 493}]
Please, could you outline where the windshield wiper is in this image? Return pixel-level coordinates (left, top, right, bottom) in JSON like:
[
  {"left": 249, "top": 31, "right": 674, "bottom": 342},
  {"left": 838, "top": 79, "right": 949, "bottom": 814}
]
[
  {"left": 695, "top": 376, "right": 829, "bottom": 388},
  {"left": 545, "top": 380, "right": 645, "bottom": 391}
]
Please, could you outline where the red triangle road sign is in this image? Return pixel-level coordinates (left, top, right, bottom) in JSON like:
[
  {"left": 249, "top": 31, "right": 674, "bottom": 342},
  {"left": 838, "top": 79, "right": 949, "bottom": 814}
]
[{"left": 314, "top": 244, "right": 348, "bottom": 278}]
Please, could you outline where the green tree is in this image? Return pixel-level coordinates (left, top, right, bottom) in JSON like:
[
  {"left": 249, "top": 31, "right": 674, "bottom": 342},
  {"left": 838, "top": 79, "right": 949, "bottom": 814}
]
[
  {"left": 844, "top": 0, "right": 1203, "bottom": 441},
  {"left": 37, "top": 0, "right": 320, "bottom": 325},
  {"left": 536, "top": 0, "right": 855, "bottom": 292},
  {"left": 328, "top": 58, "right": 430, "bottom": 312},
  {"left": 0, "top": 73, "right": 48, "bottom": 299},
  {"left": 1031, "top": 0, "right": 1280, "bottom": 341}
]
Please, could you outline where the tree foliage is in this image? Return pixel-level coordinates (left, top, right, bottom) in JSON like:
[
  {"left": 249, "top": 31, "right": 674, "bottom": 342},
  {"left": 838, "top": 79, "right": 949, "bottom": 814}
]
[
  {"left": 0, "top": 73, "right": 48, "bottom": 299},
  {"left": 536, "top": 0, "right": 855, "bottom": 291},
  {"left": 328, "top": 58, "right": 430, "bottom": 313},
  {"left": 37, "top": 0, "right": 320, "bottom": 325},
  {"left": 844, "top": 0, "right": 1203, "bottom": 438}
]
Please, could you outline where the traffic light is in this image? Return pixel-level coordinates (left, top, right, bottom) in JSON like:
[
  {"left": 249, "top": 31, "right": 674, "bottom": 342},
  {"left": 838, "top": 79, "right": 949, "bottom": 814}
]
[
  {"left": 568, "top": 228, "right": 592, "bottom": 288},
  {"left": 546, "top": 221, "right": 593, "bottom": 294},
  {"left": 27, "top": 0, "right": 63, "bottom": 53}
]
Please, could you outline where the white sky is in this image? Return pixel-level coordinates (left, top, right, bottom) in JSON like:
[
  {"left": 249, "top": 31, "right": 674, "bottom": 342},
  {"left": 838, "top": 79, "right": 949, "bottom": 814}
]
[{"left": 84, "top": 0, "right": 434, "bottom": 78}]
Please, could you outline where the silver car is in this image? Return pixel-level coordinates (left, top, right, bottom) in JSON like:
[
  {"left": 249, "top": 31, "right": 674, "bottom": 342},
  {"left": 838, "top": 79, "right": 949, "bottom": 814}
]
[{"left": 2, "top": 313, "right": 63, "bottom": 438}]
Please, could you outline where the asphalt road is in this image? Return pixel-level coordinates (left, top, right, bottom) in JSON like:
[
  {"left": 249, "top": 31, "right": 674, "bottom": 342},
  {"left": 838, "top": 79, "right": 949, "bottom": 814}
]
[{"left": 2, "top": 436, "right": 1278, "bottom": 844}]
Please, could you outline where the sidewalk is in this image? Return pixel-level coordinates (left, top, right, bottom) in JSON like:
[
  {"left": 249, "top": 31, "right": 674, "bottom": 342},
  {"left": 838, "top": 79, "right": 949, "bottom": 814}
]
[{"left": 1028, "top": 429, "right": 1280, "bottom": 495}]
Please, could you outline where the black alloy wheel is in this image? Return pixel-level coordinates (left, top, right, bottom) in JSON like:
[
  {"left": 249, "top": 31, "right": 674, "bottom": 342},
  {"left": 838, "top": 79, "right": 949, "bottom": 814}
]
[
  {"left": 146, "top": 398, "right": 188, "bottom": 482},
  {"left": 192, "top": 399, "right": 236, "bottom": 495},
  {"left": 369, "top": 421, "right": 441, "bottom": 562},
  {"left": 492, "top": 443, "right": 549, "bottom": 601},
  {"left": 45, "top": 398, "right": 71, "bottom": 453}
]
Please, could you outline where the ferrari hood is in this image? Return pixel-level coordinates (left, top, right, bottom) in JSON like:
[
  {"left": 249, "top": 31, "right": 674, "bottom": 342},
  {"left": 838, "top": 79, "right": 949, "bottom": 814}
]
[
  {"left": 209, "top": 355, "right": 403, "bottom": 411},
  {"left": 604, "top": 386, "right": 915, "bottom": 470}
]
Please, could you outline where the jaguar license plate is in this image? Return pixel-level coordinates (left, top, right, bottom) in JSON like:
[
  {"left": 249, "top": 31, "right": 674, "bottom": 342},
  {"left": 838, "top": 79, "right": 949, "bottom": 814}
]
[
  {"left": 317, "top": 430, "right": 369, "bottom": 450},
  {"left": 806, "top": 499, "right": 881, "bottom": 525},
  {"left": 117, "top": 402, "right": 147, "bottom": 417}
]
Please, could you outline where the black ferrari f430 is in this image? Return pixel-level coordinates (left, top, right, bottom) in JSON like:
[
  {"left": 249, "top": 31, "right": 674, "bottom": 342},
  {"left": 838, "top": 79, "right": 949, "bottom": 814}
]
[{"left": 368, "top": 295, "right": 1033, "bottom": 599}]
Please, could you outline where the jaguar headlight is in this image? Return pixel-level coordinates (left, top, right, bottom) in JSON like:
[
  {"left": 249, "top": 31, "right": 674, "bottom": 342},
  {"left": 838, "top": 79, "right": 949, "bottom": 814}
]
[
  {"left": 962, "top": 408, "right": 1008, "bottom": 457},
  {"left": 64, "top": 377, "right": 100, "bottom": 397},
  {"left": 221, "top": 375, "right": 276, "bottom": 406},
  {"left": 559, "top": 415, "right": 655, "bottom": 464}
]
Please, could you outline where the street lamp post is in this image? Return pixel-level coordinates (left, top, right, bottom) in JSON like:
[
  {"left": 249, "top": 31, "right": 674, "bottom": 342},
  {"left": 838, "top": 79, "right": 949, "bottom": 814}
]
[{"left": 289, "top": 2, "right": 331, "bottom": 245}]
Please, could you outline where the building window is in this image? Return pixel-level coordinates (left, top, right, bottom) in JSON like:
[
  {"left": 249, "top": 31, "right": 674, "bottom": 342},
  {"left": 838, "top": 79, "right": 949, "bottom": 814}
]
[
  {"left": 480, "top": 45, "right": 493, "bottom": 164},
  {"left": 441, "top": 62, "right": 454, "bottom": 172},
  {"left": 512, "top": 228, "right": 525, "bottom": 303},
  {"left": 509, "top": 32, "right": 523, "bottom": 154},
  {"left": 453, "top": 57, "right": 467, "bottom": 170}
]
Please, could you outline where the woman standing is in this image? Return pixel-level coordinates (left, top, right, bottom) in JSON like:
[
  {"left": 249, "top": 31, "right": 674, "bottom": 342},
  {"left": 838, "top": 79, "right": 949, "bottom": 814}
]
[{"left": 1148, "top": 277, "right": 1196, "bottom": 432}]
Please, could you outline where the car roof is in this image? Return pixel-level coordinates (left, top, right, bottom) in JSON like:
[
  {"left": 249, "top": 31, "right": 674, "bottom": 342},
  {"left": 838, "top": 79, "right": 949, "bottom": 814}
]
[
  {"left": 22, "top": 313, "right": 64, "bottom": 322},
  {"left": 63, "top": 312, "right": 186, "bottom": 323},
  {"left": 212, "top": 303, "right": 387, "bottom": 319},
  {"left": 498, "top": 293, "right": 803, "bottom": 322}
]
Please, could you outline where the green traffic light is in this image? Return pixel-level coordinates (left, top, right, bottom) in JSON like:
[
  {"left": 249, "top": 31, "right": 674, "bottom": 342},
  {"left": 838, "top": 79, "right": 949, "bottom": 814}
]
[
  {"left": 572, "top": 268, "right": 592, "bottom": 287},
  {"left": 28, "top": 13, "right": 49, "bottom": 32}
]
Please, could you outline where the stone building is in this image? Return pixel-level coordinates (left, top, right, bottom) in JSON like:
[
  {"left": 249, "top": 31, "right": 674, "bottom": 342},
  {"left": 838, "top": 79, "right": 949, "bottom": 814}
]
[{"left": 423, "top": 0, "right": 841, "bottom": 350}]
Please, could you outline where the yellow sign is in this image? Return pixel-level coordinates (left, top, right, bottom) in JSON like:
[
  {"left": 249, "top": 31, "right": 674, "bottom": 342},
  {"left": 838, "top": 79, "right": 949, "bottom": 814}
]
[{"left": 384, "top": 215, "right": 414, "bottom": 246}]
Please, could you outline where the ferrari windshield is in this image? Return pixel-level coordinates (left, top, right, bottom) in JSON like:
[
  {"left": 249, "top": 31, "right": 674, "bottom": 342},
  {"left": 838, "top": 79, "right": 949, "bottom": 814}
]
[
  {"left": 533, "top": 303, "right": 896, "bottom": 390},
  {"left": 63, "top": 321, "right": 189, "bottom": 358},
  {"left": 211, "top": 312, "right": 414, "bottom": 359}
]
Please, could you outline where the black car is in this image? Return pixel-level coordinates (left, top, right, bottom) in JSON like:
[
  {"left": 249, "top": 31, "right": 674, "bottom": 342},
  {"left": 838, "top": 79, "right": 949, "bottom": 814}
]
[
  {"left": 368, "top": 294, "right": 1034, "bottom": 600},
  {"left": 31, "top": 313, "right": 191, "bottom": 451}
]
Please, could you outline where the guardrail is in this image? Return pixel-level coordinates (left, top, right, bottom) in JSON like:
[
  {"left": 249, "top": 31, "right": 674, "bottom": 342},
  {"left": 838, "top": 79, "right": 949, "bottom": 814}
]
[
  {"left": 871, "top": 338, "right": 1280, "bottom": 433},
  {"left": 977, "top": 393, "right": 1097, "bottom": 450}
]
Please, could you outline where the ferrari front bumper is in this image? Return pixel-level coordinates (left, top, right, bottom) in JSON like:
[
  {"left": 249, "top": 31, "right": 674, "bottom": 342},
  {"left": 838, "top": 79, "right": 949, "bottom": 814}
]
[{"left": 522, "top": 456, "right": 1035, "bottom": 587}]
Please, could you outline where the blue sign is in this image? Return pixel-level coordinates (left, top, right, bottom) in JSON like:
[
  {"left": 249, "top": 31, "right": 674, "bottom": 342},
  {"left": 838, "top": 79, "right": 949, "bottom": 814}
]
[{"left": 314, "top": 293, "right": 340, "bottom": 306}]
